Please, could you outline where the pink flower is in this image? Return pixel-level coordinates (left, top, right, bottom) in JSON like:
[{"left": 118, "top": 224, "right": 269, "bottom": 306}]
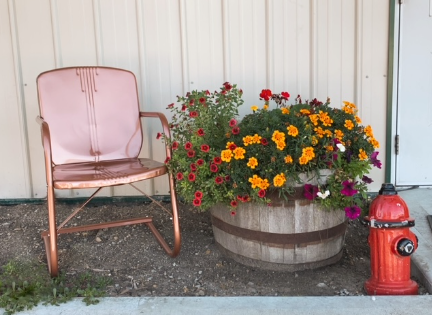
[
  {"left": 229, "top": 119, "right": 237, "bottom": 127},
  {"left": 341, "top": 180, "right": 358, "bottom": 197},
  {"left": 304, "top": 184, "right": 319, "bottom": 200},
  {"left": 232, "top": 127, "right": 240, "bottom": 135},
  {"left": 344, "top": 205, "right": 361, "bottom": 220}
]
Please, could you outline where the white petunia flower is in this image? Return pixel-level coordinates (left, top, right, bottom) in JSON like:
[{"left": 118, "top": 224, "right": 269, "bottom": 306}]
[
  {"left": 336, "top": 143, "right": 346, "bottom": 152},
  {"left": 317, "top": 190, "right": 330, "bottom": 199}
]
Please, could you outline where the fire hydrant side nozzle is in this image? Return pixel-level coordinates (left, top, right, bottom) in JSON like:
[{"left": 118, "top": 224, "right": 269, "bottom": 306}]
[{"left": 364, "top": 183, "right": 419, "bottom": 295}]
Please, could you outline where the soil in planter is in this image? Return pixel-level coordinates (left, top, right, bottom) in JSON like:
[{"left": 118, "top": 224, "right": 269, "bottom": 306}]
[{"left": 0, "top": 201, "right": 428, "bottom": 297}]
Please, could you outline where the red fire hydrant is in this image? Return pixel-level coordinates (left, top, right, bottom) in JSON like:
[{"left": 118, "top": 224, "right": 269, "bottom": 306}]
[{"left": 364, "top": 183, "right": 418, "bottom": 295}]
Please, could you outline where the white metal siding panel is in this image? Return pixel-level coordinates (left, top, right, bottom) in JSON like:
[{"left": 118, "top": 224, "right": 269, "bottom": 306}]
[
  {"left": 0, "top": 0, "right": 31, "bottom": 198},
  {"left": 0, "top": 0, "right": 388, "bottom": 199}
]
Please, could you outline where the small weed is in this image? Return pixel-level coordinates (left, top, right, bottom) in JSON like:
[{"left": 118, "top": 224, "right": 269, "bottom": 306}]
[{"left": 0, "top": 260, "right": 112, "bottom": 314}]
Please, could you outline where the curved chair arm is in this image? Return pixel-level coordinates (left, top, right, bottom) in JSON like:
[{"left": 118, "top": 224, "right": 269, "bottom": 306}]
[
  {"left": 139, "top": 112, "right": 173, "bottom": 159},
  {"left": 36, "top": 116, "right": 54, "bottom": 184}
]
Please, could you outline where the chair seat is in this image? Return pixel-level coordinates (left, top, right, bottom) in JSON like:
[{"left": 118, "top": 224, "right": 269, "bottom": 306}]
[{"left": 53, "top": 158, "right": 167, "bottom": 189}]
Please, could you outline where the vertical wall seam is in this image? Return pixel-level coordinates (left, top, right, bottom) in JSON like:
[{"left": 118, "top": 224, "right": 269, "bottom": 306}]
[
  {"left": 354, "top": 0, "right": 363, "bottom": 113},
  {"left": 92, "top": 0, "right": 103, "bottom": 65},
  {"left": 179, "top": 0, "right": 189, "bottom": 94},
  {"left": 265, "top": 0, "right": 271, "bottom": 88},
  {"left": 309, "top": 0, "right": 317, "bottom": 97},
  {"left": 49, "top": 0, "right": 61, "bottom": 67},
  {"left": 221, "top": 0, "right": 230, "bottom": 81},
  {"left": 7, "top": 0, "right": 33, "bottom": 197}
]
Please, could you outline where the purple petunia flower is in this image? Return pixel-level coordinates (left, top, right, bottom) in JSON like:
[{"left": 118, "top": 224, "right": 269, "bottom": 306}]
[
  {"left": 362, "top": 175, "right": 373, "bottom": 184},
  {"left": 304, "top": 184, "right": 319, "bottom": 200},
  {"left": 344, "top": 205, "right": 361, "bottom": 220},
  {"left": 341, "top": 180, "right": 358, "bottom": 196},
  {"left": 370, "top": 151, "right": 382, "bottom": 169}
]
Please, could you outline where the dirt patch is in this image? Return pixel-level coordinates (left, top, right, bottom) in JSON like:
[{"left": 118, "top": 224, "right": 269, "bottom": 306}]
[{"left": 0, "top": 201, "right": 428, "bottom": 297}]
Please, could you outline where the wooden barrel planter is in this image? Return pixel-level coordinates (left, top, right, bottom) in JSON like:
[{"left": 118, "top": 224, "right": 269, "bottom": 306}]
[{"left": 210, "top": 198, "right": 347, "bottom": 271}]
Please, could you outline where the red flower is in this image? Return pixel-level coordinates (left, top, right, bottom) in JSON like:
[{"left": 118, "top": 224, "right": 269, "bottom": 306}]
[
  {"left": 172, "top": 141, "right": 179, "bottom": 150},
  {"left": 188, "top": 173, "right": 196, "bottom": 182},
  {"left": 167, "top": 103, "right": 174, "bottom": 108},
  {"left": 281, "top": 92, "right": 290, "bottom": 100},
  {"left": 181, "top": 105, "right": 187, "bottom": 111},
  {"left": 185, "top": 142, "right": 193, "bottom": 150},
  {"left": 164, "top": 157, "right": 170, "bottom": 164},
  {"left": 201, "top": 144, "right": 210, "bottom": 152},
  {"left": 194, "top": 191, "right": 203, "bottom": 199},
  {"left": 242, "top": 195, "right": 250, "bottom": 202},
  {"left": 213, "top": 156, "right": 222, "bottom": 164},
  {"left": 176, "top": 173, "right": 184, "bottom": 180},
  {"left": 199, "top": 97, "right": 206, "bottom": 104},
  {"left": 225, "top": 175, "right": 231, "bottom": 182},
  {"left": 215, "top": 176, "right": 224, "bottom": 185},
  {"left": 258, "top": 189, "right": 266, "bottom": 198},
  {"left": 230, "top": 211, "right": 236, "bottom": 216},
  {"left": 189, "top": 99, "right": 195, "bottom": 106},
  {"left": 259, "top": 89, "right": 273, "bottom": 101},
  {"left": 221, "top": 90, "right": 227, "bottom": 95},
  {"left": 189, "top": 111, "right": 199, "bottom": 118},
  {"left": 223, "top": 82, "right": 233, "bottom": 91},
  {"left": 261, "top": 138, "right": 268, "bottom": 146},
  {"left": 229, "top": 119, "right": 237, "bottom": 127},
  {"left": 205, "top": 90, "right": 210, "bottom": 95},
  {"left": 210, "top": 164, "right": 219, "bottom": 173},
  {"left": 230, "top": 200, "right": 238, "bottom": 208},
  {"left": 228, "top": 143, "right": 237, "bottom": 151},
  {"left": 193, "top": 198, "right": 202, "bottom": 206},
  {"left": 156, "top": 132, "right": 162, "bottom": 139},
  {"left": 187, "top": 150, "right": 196, "bottom": 158},
  {"left": 190, "top": 163, "right": 197, "bottom": 172},
  {"left": 232, "top": 127, "right": 240, "bottom": 135},
  {"left": 197, "top": 128, "right": 205, "bottom": 136},
  {"left": 197, "top": 159, "right": 205, "bottom": 166},
  {"left": 237, "top": 195, "right": 243, "bottom": 201}
]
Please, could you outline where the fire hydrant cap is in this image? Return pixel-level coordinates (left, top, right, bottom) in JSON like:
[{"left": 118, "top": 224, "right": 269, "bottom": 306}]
[{"left": 379, "top": 183, "right": 398, "bottom": 195}]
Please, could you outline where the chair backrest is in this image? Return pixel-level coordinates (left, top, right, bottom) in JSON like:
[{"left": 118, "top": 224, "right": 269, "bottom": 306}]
[{"left": 37, "top": 67, "right": 143, "bottom": 165}]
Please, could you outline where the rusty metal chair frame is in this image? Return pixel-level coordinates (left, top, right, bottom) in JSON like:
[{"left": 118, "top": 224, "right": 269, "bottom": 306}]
[{"left": 36, "top": 66, "right": 180, "bottom": 277}]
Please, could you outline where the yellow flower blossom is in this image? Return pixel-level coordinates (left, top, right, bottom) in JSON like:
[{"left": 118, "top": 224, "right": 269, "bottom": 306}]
[
  {"left": 355, "top": 115, "right": 362, "bottom": 124},
  {"left": 252, "top": 134, "right": 262, "bottom": 144},
  {"left": 221, "top": 149, "right": 233, "bottom": 162},
  {"left": 314, "top": 126, "right": 325, "bottom": 138},
  {"left": 309, "top": 114, "right": 319, "bottom": 126},
  {"left": 284, "top": 155, "right": 293, "bottom": 164},
  {"left": 263, "top": 104, "right": 269, "bottom": 110},
  {"left": 287, "top": 125, "right": 299, "bottom": 137},
  {"left": 326, "top": 145, "right": 334, "bottom": 152},
  {"left": 311, "top": 136, "right": 318, "bottom": 146},
  {"left": 300, "top": 109, "right": 310, "bottom": 115},
  {"left": 358, "top": 149, "right": 368, "bottom": 161},
  {"left": 276, "top": 140, "right": 286, "bottom": 150},
  {"left": 271, "top": 130, "right": 285, "bottom": 142},
  {"left": 369, "top": 137, "right": 380, "bottom": 148},
  {"left": 344, "top": 120, "right": 354, "bottom": 130},
  {"left": 319, "top": 111, "right": 333, "bottom": 127},
  {"left": 273, "top": 173, "right": 287, "bottom": 187},
  {"left": 365, "top": 125, "right": 374, "bottom": 137},
  {"left": 258, "top": 178, "right": 270, "bottom": 190},
  {"left": 226, "top": 142, "right": 235, "bottom": 149},
  {"left": 334, "top": 129, "right": 344, "bottom": 140},
  {"left": 243, "top": 135, "right": 254, "bottom": 146},
  {"left": 251, "top": 105, "right": 259, "bottom": 112},
  {"left": 299, "top": 155, "right": 309, "bottom": 165},
  {"left": 302, "top": 147, "right": 315, "bottom": 160},
  {"left": 281, "top": 107, "right": 290, "bottom": 115},
  {"left": 233, "top": 147, "right": 246, "bottom": 160},
  {"left": 247, "top": 157, "right": 259, "bottom": 169},
  {"left": 248, "top": 175, "right": 262, "bottom": 189}
]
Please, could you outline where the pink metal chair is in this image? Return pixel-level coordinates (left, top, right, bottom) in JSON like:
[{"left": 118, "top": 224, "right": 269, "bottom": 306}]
[{"left": 36, "top": 66, "right": 181, "bottom": 277}]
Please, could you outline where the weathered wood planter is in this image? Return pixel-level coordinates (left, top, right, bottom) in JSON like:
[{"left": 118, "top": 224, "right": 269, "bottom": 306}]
[{"left": 210, "top": 198, "right": 347, "bottom": 271}]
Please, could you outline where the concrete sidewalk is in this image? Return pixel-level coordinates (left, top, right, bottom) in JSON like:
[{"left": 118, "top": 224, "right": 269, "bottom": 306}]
[{"left": 2, "top": 188, "right": 432, "bottom": 314}]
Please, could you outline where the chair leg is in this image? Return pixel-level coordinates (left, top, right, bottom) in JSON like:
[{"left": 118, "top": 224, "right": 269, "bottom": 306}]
[
  {"left": 168, "top": 172, "right": 181, "bottom": 257},
  {"left": 44, "top": 185, "right": 59, "bottom": 277}
]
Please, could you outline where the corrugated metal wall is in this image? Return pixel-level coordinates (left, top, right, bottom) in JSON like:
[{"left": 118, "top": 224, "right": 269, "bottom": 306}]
[{"left": 0, "top": 0, "right": 389, "bottom": 199}]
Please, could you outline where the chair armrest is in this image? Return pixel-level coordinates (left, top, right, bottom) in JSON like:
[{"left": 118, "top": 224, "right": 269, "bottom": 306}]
[
  {"left": 139, "top": 112, "right": 172, "bottom": 159},
  {"left": 36, "top": 116, "right": 54, "bottom": 183}
]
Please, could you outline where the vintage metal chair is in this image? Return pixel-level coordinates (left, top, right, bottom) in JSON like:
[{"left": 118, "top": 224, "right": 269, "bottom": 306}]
[{"left": 36, "top": 66, "right": 181, "bottom": 277}]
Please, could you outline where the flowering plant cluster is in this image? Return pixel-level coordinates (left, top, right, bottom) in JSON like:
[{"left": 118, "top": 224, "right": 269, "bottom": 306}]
[{"left": 163, "top": 83, "right": 381, "bottom": 220}]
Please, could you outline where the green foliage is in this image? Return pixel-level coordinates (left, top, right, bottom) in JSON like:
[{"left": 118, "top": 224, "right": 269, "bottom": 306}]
[{"left": 0, "top": 260, "right": 112, "bottom": 314}]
